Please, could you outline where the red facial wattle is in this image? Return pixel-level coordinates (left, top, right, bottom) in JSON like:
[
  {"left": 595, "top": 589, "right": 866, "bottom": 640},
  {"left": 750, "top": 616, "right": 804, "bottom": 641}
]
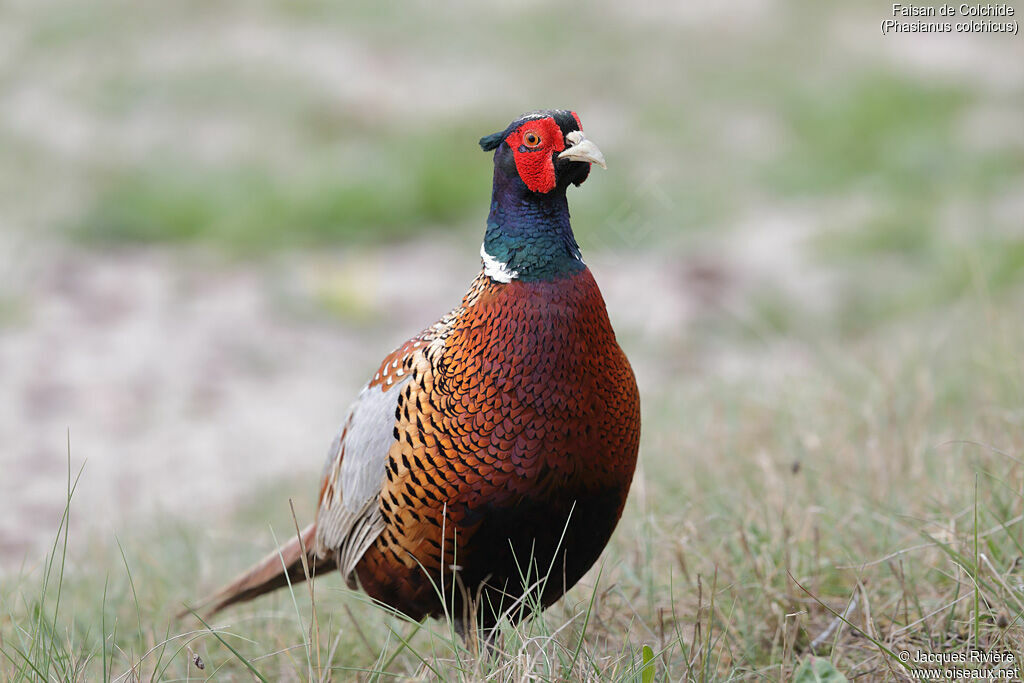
[{"left": 504, "top": 117, "right": 565, "bottom": 194}]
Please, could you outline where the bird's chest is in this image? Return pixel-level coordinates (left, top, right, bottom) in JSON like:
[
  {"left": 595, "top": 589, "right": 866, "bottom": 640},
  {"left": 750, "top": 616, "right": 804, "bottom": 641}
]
[{"left": 434, "top": 271, "right": 633, "bottom": 491}]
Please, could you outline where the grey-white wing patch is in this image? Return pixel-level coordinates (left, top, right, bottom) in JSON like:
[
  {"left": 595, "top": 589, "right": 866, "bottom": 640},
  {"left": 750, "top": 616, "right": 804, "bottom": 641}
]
[{"left": 315, "top": 376, "right": 410, "bottom": 581}]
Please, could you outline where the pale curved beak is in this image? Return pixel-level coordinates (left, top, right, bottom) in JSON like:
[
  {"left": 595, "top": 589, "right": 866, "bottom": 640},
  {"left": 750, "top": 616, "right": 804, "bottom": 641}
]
[{"left": 558, "top": 130, "right": 607, "bottom": 169}]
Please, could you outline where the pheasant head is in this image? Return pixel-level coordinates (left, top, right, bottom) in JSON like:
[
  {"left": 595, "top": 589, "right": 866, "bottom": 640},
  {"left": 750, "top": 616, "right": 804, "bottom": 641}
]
[{"left": 479, "top": 109, "right": 606, "bottom": 194}]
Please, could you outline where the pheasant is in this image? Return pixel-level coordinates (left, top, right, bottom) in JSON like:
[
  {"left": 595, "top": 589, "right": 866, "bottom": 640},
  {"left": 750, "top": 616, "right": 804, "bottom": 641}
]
[{"left": 191, "top": 110, "right": 641, "bottom": 631}]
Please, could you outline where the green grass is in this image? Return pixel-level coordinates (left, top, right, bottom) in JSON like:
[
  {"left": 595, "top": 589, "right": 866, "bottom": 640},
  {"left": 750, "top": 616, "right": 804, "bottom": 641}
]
[
  {"left": 3, "top": 287, "right": 1023, "bottom": 680},
  {"left": 767, "top": 74, "right": 971, "bottom": 197},
  {"left": 71, "top": 121, "right": 495, "bottom": 251}
]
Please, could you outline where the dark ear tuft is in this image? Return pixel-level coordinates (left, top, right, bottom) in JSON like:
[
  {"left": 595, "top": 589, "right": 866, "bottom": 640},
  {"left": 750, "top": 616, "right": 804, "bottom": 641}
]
[{"left": 479, "top": 130, "right": 505, "bottom": 152}]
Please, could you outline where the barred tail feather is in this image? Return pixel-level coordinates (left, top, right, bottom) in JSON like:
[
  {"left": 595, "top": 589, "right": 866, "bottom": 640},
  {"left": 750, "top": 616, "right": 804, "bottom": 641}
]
[{"left": 180, "top": 522, "right": 335, "bottom": 618}]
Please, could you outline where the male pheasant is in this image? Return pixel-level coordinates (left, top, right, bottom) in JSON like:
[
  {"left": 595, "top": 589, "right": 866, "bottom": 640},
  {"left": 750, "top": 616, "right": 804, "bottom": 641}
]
[{"left": 192, "top": 110, "right": 641, "bottom": 631}]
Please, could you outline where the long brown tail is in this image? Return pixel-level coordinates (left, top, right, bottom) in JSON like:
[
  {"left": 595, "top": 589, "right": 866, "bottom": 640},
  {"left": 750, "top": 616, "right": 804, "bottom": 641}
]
[{"left": 180, "top": 522, "right": 336, "bottom": 619}]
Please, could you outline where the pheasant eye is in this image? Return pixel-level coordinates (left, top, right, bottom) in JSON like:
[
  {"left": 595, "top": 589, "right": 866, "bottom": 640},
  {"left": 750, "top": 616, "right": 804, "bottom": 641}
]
[{"left": 523, "top": 131, "right": 541, "bottom": 148}]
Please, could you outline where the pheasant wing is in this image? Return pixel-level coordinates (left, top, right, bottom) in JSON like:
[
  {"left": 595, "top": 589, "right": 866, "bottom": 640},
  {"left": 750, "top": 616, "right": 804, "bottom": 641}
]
[{"left": 314, "top": 335, "right": 433, "bottom": 582}]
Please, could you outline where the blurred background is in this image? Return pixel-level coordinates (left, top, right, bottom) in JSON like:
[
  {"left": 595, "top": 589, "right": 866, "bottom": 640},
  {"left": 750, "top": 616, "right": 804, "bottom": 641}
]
[{"left": 1, "top": 0, "right": 1022, "bottom": 569}]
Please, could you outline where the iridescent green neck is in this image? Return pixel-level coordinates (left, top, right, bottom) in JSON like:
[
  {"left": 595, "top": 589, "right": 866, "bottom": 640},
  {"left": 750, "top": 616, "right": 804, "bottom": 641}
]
[{"left": 481, "top": 168, "right": 584, "bottom": 283}]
